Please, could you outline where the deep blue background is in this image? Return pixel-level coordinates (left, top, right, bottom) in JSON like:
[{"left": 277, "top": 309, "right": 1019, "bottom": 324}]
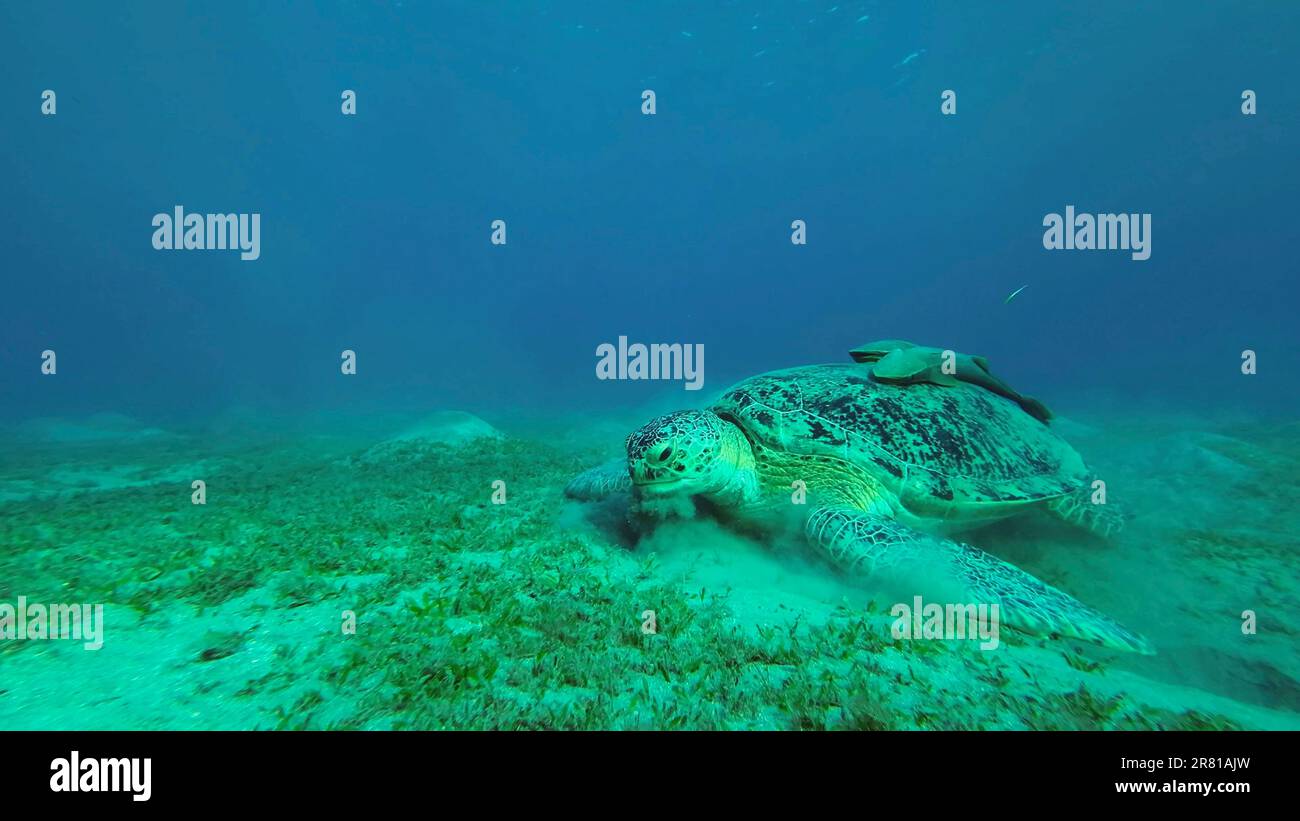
[{"left": 2, "top": 1, "right": 1297, "bottom": 423}]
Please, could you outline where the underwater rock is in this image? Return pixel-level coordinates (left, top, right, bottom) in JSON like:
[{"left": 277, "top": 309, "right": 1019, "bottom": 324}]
[
  {"left": 16, "top": 413, "right": 174, "bottom": 444},
  {"left": 387, "top": 411, "right": 503, "bottom": 446},
  {"left": 1136, "top": 431, "right": 1258, "bottom": 484},
  {"left": 361, "top": 411, "right": 503, "bottom": 461}
]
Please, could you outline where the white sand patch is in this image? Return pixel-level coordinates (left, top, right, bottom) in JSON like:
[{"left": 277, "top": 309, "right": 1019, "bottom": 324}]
[
  {"left": 0, "top": 459, "right": 222, "bottom": 502},
  {"left": 0, "top": 585, "right": 360, "bottom": 730}
]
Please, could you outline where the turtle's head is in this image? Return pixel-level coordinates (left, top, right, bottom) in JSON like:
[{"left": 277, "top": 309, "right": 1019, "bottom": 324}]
[{"left": 626, "top": 410, "right": 756, "bottom": 502}]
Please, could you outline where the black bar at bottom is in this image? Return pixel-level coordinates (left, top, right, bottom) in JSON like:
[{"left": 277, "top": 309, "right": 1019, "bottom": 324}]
[{"left": 3, "top": 730, "right": 1284, "bottom": 808}]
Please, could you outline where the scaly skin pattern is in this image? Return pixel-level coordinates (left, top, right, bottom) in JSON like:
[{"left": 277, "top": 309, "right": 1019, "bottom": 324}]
[
  {"left": 723, "top": 440, "right": 1151, "bottom": 654},
  {"left": 804, "top": 505, "right": 1152, "bottom": 653},
  {"left": 745, "top": 438, "right": 896, "bottom": 518},
  {"left": 714, "top": 363, "right": 1087, "bottom": 523}
]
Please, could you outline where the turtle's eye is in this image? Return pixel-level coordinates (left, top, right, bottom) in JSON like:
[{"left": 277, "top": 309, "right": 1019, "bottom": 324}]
[{"left": 658, "top": 446, "right": 673, "bottom": 463}]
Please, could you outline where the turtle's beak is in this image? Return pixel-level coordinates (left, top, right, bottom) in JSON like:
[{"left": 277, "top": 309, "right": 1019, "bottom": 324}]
[{"left": 630, "top": 462, "right": 684, "bottom": 490}]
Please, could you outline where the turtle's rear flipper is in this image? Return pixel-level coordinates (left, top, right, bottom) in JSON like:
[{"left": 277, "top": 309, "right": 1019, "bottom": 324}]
[
  {"left": 805, "top": 505, "right": 1152, "bottom": 653},
  {"left": 564, "top": 459, "right": 632, "bottom": 501},
  {"left": 1046, "top": 484, "right": 1124, "bottom": 539}
]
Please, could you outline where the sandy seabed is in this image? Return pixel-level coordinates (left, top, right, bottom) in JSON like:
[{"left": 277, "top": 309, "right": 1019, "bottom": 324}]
[{"left": 0, "top": 405, "right": 1296, "bottom": 730}]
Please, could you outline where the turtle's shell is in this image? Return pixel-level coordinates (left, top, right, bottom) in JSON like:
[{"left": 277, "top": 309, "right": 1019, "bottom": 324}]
[{"left": 711, "top": 363, "right": 1086, "bottom": 515}]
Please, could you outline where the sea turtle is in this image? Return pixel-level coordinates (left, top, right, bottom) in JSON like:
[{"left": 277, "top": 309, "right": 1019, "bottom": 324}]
[
  {"left": 566, "top": 361, "right": 1149, "bottom": 653},
  {"left": 851, "top": 339, "right": 1053, "bottom": 423}
]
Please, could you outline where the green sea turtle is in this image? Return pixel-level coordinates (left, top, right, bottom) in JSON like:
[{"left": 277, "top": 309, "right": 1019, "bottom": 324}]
[
  {"left": 566, "top": 361, "right": 1148, "bottom": 653},
  {"left": 851, "top": 339, "right": 1053, "bottom": 423}
]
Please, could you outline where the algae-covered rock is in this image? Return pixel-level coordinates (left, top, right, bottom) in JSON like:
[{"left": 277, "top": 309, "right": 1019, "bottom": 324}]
[
  {"left": 386, "top": 411, "right": 503, "bottom": 446},
  {"left": 361, "top": 411, "right": 503, "bottom": 461}
]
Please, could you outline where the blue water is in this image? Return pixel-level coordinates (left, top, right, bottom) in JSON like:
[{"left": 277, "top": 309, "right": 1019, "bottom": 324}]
[
  {"left": 2, "top": 2, "right": 1300, "bottom": 732},
  {"left": 3, "top": 1, "right": 1297, "bottom": 422}
]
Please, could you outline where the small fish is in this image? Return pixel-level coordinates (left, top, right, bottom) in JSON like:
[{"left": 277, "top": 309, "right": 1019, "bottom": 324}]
[
  {"left": 681, "top": 31, "right": 693, "bottom": 38},
  {"left": 893, "top": 49, "right": 927, "bottom": 68},
  {"left": 856, "top": 15, "right": 870, "bottom": 23},
  {"left": 1004, "top": 285, "right": 1029, "bottom": 304},
  {"left": 753, "top": 49, "right": 766, "bottom": 58}
]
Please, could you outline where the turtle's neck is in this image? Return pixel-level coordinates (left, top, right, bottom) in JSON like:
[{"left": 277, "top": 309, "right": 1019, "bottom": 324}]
[{"left": 708, "top": 420, "right": 760, "bottom": 506}]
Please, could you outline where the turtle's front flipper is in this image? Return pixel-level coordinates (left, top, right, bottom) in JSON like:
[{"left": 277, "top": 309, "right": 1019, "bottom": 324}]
[
  {"left": 564, "top": 459, "right": 632, "bottom": 501},
  {"left": 805, "top": 506, "right": 1152, "bottom": 653},
  {"left": 1046, "top": 484, "right": 1124, "bottom": 539}
]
